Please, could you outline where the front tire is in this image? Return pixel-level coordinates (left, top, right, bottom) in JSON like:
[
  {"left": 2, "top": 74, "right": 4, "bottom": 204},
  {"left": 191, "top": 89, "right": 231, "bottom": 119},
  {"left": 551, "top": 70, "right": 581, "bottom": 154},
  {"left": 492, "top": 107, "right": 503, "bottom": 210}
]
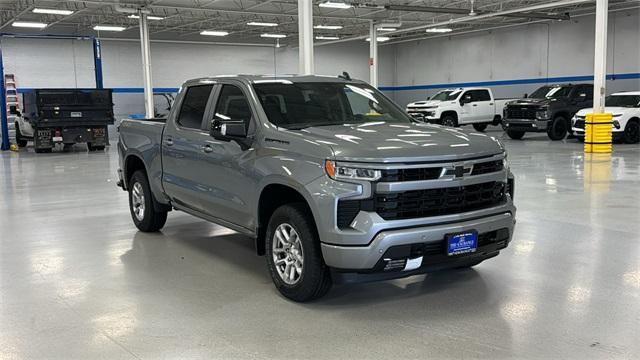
[
  {"left": 623, "top": 121, "right": 640, "bottom": 144},
  {"left": 15, "top": 123, "right": 28, "bottom": 148},
  {"left": 266, "top": 203, "right": 332, "bottom": 302},
  {"left": 129, "top": 170, "right": 167, "bottom": 232},
  {"left": 440, "top": 115, "right": 458, "bottom": 127},
  {"left": 547, "top": 116, "right": 568, "bottom": 140},
  {"left": 472, "top": 123, "right": 488, "bottom": 132},
  {"left": 506, "top": 130, "right": 525, "bottom": 140}
]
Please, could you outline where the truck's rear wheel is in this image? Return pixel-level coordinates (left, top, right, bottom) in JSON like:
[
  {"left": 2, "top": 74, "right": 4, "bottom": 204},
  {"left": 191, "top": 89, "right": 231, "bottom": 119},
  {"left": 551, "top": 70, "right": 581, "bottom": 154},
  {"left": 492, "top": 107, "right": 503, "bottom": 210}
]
[
  {"left": 547, "top": 116, "right": 568, "bottom": 141},
  {"left": 15, "top": 123, "right": 28, "bottom": 148},
  {"left": 472, "top": 123, "right": 488, "bottom": 132},
  {"left": 266, "top": 203, "right": 332, "bottom": 302},
  {"left": 87, "top": 143, "right": 105, "bottom": 151},
  {"left": 506, "top": 130, "right": 525, "bottom": 140},
  {"left": 129, "top": 170, "right": 167, "bottom": 232}
]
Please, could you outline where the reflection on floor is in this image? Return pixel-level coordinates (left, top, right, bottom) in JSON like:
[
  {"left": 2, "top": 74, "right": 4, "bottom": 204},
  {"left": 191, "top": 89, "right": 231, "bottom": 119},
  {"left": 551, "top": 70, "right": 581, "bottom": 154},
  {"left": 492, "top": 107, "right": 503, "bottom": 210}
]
[{"left": 1, "top": 131, "right": 639, "bottom": 359}]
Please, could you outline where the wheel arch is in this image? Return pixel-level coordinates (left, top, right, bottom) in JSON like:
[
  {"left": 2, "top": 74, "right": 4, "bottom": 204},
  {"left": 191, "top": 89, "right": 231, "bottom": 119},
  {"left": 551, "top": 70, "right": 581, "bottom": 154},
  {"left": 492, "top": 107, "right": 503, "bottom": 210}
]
[
  {"left": 124, "top": 154, "right": 147, "bottom": 189},
  {"left": 440, "top": 110, "right": 459, "bottom": 121},
  {"left": 255, "top": 182, "right": 317, "bottom": 256}
]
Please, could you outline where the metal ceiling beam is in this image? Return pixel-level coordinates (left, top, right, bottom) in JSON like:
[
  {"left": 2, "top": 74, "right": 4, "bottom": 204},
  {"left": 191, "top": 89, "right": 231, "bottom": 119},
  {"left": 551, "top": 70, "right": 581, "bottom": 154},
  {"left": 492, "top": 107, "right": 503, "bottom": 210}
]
[
  {"left": 0, "top": 1, "right": 35, "bottom": 31},
  {"left": 383, "top": 4, "right": 571, "bottom": 21}
]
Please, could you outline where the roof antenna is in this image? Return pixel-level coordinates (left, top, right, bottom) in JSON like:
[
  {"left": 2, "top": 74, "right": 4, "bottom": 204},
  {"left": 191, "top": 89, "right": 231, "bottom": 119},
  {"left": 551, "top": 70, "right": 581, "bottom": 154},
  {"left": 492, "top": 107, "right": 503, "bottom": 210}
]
[{"left": 338, "top": 71, "right": 351, "bottom": 81}]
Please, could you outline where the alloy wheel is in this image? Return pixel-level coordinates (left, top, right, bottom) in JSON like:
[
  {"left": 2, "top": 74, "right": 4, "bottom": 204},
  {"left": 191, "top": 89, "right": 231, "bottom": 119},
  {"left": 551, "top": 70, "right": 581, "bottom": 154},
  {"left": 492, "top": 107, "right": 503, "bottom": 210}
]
[
  {"left": 131, "top": 182, "right": 146, "bottom": 221},
  {"left": 272, "top": 223, "right": 304, "bottom": 285}
]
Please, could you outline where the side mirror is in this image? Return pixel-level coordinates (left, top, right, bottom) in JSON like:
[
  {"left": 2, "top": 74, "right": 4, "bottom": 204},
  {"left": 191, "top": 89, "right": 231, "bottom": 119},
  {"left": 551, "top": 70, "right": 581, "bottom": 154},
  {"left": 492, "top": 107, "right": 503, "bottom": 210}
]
[
  {"left": 460, "top": 95, "right": 472, "bottom": 106},
  {"left": 523, "top": 93, "right": 528, "bottom": 98},
  {"left": 210, "top": 119, "right": 248, "bottom": 140},
  {"left": 9, "top": 105, "right": 21, "bottom": 116}
]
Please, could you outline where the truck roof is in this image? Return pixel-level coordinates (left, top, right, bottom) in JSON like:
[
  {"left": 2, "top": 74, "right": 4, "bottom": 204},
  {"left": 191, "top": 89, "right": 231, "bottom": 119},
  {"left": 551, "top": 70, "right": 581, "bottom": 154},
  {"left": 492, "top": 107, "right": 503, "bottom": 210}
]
[
  {"left": 611, "top": 91, "right": 640, "bottom": 96},
  {"left": 183, "top": 74, "right": 365, "bottom": 86}
]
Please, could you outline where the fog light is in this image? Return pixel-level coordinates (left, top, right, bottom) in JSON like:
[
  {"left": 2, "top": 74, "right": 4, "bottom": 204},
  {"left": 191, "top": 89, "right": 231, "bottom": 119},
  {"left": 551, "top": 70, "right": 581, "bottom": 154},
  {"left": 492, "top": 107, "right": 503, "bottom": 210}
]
[{"left": 613, "top": 120, "right": 621, "bottom": 129}]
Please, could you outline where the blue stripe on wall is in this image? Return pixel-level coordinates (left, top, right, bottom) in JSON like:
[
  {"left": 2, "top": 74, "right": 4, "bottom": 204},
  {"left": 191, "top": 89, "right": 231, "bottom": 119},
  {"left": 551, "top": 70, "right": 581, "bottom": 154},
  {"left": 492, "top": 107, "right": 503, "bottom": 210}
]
[
  {"left": 14, "top": 72, "right": 639, "bottom": 94},
  {"left": 378, "top": 72, "right": 640, "bottom": 92},
  {"left": 16, "top": 87, "right": 180, "bottom": 94}
]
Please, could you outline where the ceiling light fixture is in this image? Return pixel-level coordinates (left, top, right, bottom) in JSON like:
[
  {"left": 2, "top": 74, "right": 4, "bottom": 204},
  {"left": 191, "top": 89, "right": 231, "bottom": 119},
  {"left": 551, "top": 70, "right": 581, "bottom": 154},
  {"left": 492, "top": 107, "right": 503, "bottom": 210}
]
[
  {"left": 314, "top": 25, "right": 343, "bottom": 30},
  {"left": 261, "top": 33, "right": 287, "bottom": 38},
  {"left": 247, "top": 21, "right": 278, "bottom": 27},
  {"left": 316, "top": 35, "right": 339, "bottom": 40},
  {"left": 365, "top": 36, "right": 390, "bottom": 42},
  {"left": 377, "top": 27, "right": 397, "bottom": 32},
  {"left": 200, "top": 30, "right": 229, "bottom": 36},
  {"left": 33, "top": 8, "right": 74, "bottom": 15},
  {"left": 12, "top": 21, "right": 48, "bottom": 28},
  {"left": 93, "top": 25, "right": 127, "bottom": 32},
  {"left": 128, "top": 14, "right": 165, "bottom": 20},
  {"left": 319, "top": 2, "right": 352, "bottom": 9},
  {"left": 426, "top": 27, "right": 453, "bottom": 33}
]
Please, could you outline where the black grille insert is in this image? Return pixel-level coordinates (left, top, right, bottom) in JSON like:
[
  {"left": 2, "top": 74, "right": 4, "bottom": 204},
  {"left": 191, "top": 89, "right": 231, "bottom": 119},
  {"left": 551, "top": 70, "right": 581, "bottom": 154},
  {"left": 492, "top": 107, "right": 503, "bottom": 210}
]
[
  {"left": 507, "top": 108, "right": 536, "bottom": 120},
  {"left": 471, "top": 160, "right": 504, "bottom": 176},
  {"left": 380, "top": 167, "right": 442, "bottom": 182},
  {"left": 574, "top": 119, "right": 585, "bottom": 129},
  {"left": 374, "top": 181, "right": 506, "bottom": 221}
]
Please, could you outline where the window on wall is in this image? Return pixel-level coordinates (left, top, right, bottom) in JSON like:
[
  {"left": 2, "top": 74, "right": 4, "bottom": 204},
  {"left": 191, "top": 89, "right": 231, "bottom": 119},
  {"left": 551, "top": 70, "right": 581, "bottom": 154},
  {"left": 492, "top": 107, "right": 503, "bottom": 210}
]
[{"left": 177, "top": 85, "right": 213, "bottom": 129}]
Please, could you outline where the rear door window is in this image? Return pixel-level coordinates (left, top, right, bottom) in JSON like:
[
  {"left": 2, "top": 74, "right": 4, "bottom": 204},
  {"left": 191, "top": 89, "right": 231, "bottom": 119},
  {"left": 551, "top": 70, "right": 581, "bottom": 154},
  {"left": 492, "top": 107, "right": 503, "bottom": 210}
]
[{"left": 177, "top": 85, "right": 214, "bottom": 129}]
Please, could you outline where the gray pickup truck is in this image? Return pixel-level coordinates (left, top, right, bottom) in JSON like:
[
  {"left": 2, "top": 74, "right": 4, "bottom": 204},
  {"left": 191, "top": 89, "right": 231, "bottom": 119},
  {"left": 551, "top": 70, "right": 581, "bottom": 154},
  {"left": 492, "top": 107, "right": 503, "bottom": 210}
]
[{"left": 117, "top": 75, "right": 516, "bottom": 302}]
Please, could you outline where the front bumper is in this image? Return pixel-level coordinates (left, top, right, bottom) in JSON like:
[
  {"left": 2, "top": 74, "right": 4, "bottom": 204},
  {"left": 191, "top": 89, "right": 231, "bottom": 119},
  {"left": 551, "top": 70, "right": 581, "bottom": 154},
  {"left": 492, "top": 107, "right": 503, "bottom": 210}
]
[
  {"left": 503, "top": 119, "right": 549, "bottom": 132},
  {"left": 321, "top": 210, "right": 514, "bottom": 273}
]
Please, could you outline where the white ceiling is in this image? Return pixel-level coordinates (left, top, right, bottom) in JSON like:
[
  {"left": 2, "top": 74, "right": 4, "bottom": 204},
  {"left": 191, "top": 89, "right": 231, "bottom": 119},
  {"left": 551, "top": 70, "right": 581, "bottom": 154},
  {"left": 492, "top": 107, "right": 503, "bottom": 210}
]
[{"left": 0, "top": 0, "right": 638, "bottom": 46}]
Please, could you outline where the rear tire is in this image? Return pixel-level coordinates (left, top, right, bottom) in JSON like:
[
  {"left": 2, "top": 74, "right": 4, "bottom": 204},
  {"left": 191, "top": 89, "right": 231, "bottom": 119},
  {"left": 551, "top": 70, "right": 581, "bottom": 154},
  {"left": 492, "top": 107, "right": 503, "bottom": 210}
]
[
  {"left": 15, "top": 123, "right": 28, "bottom": 148},
  {"left": 472, "top": 123, "right": 488, "bottom": 132},
  {"left": 266, "top": 203, "right": 332, "bottom": 302},
  {"left": 547, "top": 116, "right": 568, "bottom": 141},
  {"left": 88, "top": 143, "right": 105, "bottom": 151},
  {"left": 128, "top": 170, "right": 168, "bottom": 232},
  {"left": 506, "top": 130, "right": 525, "bottom": 140},
  {"left": 440, "top": 115, "right": 458, "bottom": 127},
  {"left": 35, "top": 148, "right": 52, "bottom": 153},
  {"left": 623, "top": 121, "right": 640, "bottom": 144}
]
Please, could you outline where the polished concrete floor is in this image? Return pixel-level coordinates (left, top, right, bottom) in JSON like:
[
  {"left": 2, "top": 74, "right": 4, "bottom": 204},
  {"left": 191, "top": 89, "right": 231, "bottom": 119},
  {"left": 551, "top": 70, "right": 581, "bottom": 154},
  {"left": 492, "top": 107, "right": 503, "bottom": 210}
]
[{"left": 1, "top": 130, "right": 639, "bottom": 359}]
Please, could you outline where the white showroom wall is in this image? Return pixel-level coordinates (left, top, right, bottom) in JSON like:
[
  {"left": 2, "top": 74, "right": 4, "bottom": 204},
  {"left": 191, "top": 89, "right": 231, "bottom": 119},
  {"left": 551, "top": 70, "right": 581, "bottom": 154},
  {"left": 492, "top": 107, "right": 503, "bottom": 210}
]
[
  {"left": 1, "top": 37, "right": 394, "bottom": 118},
  {"left": 388, "top": 9, "right": 640, "bottom": 106}
]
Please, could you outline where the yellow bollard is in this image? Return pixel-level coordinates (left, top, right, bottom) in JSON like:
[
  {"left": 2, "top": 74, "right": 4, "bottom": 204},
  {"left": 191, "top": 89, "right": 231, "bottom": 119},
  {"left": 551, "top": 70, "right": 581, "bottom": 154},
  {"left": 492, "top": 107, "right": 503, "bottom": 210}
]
[
  {"left": 584, "top": 113, "right": 612, "bottom": 153},
  {"left": 9, "top": 144, "right": 18, "bottom": 152}
]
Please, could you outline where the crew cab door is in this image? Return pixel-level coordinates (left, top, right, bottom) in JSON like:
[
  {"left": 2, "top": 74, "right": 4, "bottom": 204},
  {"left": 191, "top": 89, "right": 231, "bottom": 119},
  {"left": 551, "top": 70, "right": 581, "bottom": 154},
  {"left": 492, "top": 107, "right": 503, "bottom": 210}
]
[
  {"left": 195, "top": 82, "right": 257, "bottom": 230},
  {"left": 569, "top": 85, "right": 593, "bottom": 116},
  {"left": 162, "top": 83, "right": 217, "bottom": 212},
  {"left": 468, "top": 90, "right": 494, "bottom": 123}
]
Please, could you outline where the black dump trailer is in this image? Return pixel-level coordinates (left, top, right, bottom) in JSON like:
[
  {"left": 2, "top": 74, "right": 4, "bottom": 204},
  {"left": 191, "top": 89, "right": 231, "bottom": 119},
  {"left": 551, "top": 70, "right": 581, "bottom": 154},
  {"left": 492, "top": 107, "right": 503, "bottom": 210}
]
[{"left": 22, "top": 88, "right": 115, "bottom": 152}]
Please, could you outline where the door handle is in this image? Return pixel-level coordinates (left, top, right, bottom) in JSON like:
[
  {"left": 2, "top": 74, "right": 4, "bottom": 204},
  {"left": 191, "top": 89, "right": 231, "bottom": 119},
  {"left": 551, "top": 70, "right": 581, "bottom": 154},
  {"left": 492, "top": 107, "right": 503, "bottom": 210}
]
[
  {"left": 165, "top": 137, "right": 173, "bottom": 146},
  {"left": 489, "top": 103, "right": 494, "bottom": 105},
  {"left": 202, "top": 144, "right": 213, "bottom": 153},
  {"left": 472, "top": 104, "right": 478, "bottom": 107}
]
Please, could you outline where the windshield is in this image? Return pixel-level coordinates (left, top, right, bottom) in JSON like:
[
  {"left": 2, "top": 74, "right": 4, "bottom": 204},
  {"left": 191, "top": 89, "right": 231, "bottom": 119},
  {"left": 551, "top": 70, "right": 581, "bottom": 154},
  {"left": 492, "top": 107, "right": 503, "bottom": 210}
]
[
  {"left": 529, "top": 86, "right": 571, "bottom": 99},
  {"left": 253, "top": 82, "right": 412, "bottom": 129},
  {"left": 430, "top": 90, "right": 461, "bottom": 101},
  {"left": 606, "top": 95, "right": 640, "bottom": 108}
]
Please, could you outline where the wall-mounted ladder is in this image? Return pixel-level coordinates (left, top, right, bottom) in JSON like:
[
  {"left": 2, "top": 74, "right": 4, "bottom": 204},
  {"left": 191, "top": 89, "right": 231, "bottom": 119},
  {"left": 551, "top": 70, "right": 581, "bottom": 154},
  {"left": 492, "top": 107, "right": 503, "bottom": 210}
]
[{"left": 4, "top": 74, "right": 18, "bottom": 142}]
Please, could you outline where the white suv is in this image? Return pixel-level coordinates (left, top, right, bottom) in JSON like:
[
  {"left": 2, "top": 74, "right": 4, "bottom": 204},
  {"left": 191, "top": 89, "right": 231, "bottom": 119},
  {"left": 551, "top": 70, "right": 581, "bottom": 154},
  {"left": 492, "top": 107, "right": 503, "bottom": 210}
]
[{"left": 572, "top": 91, "right": 640, "bottom": 144}]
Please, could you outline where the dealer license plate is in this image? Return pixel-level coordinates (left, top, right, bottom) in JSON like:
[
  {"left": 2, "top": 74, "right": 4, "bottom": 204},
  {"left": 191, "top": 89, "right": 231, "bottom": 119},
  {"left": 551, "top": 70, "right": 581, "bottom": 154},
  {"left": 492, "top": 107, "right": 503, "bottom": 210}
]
[
  {"left": 70, "top": 112, "right": 83, "bottom": 117},
  {"left": 447, "top": 231, "right": 478, "bottom": 256}
]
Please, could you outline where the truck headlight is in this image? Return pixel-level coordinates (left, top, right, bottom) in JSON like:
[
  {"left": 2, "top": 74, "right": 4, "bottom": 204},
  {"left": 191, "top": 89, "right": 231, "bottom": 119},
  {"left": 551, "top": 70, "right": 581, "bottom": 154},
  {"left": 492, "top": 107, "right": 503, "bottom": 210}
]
[
  {"left": 325, "top": 160, "right": 381, "bottom": 182},
  {"left": 536, "top": 110, "right": 550, "bottom": 119}
]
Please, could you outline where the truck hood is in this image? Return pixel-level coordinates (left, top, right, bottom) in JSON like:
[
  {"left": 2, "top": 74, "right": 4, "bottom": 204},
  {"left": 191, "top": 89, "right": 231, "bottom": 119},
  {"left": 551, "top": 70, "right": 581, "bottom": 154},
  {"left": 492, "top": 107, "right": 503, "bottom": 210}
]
[
  {"left": 296, "top": 122, "right": 504, "bottom": 163},
  {"left": 575, "top": 107, "right": 635, "bottom": 117},
  {"left": 508, "top": 98, "right": 555, "bottom": 107},
  {"left": 406, "top": 100, "right": 441, "bottom": 108}
]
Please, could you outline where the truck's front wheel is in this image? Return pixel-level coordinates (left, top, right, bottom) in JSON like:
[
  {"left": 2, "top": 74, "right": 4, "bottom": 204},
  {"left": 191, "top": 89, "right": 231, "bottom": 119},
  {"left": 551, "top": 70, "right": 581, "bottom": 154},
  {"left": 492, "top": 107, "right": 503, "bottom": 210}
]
[
  {"left": 266, "top": 203, "right": 332, "bottom": 302},
  {"left": 547, "top": 116, "right": 568, "bottom": 141},
  {"left": 129, "top": 170, "right": 167, "bottom": 232},
  {"left": 441, "top": 115, "right": 458, "bottom": 127},
  {"left": 506, "top": 130, "right": 525, "bottom": 140}
]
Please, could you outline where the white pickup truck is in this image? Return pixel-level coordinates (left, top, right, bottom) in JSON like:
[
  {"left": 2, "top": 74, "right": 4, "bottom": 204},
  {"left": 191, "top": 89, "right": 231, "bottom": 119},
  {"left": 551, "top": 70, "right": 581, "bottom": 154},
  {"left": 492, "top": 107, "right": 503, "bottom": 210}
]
[
  {"left": 406, "top": 88, "right": 517, "bottom": 132},
  {"left": 571, "top": 91, "right": 640, "bottom": 144}
]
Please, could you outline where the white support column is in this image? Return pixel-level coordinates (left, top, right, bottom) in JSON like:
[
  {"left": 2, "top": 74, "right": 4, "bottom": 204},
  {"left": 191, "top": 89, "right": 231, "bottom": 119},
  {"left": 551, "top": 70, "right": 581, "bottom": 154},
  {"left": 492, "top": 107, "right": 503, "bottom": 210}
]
[
  {"left": 138, "top": 11, "right": 154, "bottom": 118},
  {"left": 297, "top": 0, "right": 314, "bottom": 75},
  {"left": 592, "top": 0, "right": 608, "bottom": 113},
  {"left": 369, "top": 21, "right": 378, "bottom": 88}
]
